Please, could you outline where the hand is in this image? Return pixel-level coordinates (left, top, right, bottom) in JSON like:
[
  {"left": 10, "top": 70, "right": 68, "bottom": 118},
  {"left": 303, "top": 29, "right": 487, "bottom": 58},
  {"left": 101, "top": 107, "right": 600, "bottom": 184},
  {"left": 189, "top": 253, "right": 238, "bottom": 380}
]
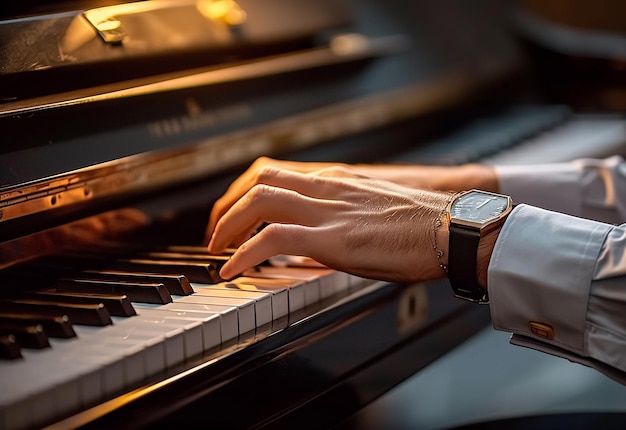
[
  {"left": 206, "top": 156, "right": 498, "bottom": 242},
  {"left": 206, "top": 157, "right": 349, "bottom": 241},
  {"left": 207, "top": 166, "right": 455, "bottom": 282}
]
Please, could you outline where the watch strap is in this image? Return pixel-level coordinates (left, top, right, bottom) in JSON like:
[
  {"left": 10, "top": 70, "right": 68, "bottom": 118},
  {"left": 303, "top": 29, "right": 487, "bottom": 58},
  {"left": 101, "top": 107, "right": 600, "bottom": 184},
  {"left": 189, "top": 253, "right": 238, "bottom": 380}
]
[{"left": 448, "top": 224, "right": 488, "bottom": 303}]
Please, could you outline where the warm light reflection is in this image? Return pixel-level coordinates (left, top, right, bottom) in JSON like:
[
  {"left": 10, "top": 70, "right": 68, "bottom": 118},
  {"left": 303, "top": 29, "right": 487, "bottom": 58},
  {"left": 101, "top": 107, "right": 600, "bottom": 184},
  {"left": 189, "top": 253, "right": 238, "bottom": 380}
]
[
  {"left": 196, "top": 0, "right": 247, "bottom": 26},
  {"left": 0, "top": 209, "right": 150, "bottom": 270},
  {"left": 96, "top": 19, "right": 122, "bottom": 32},
  {"left": 84, "top": 1, "right": 164, "bottom": 28}
]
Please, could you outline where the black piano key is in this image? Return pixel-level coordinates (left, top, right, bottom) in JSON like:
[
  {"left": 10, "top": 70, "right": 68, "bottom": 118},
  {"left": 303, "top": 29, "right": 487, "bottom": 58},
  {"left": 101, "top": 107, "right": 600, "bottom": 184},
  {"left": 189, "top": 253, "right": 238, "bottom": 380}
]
[
  {"left": 0, "top": 334, "right": 22, "bottom": 360},
  {"left": 28, "top": 291, "right": 137, "bottom": 317},
  {"left": 0, "top": 312, "right": 76, "bottom": 338},
  {"left": 128, "top": 246, "right": 256, "bottom": 267},
  {"left": 81, "top": 270, "right": 193, "bottom": 296},
  {"left": 55, "top": 279, "right": 172, "bottom": 304},
  {"left": 0, "top": 299, "right": 112, "bottom": 327},
  {"left": 108, "top": 259, "right": 223, "bottom": 283},
  {"left": 71, "top": 242, "right": 236, "bottom": 257},
  {"left": 129, "top": 247, "right": 229, "bottom": 259},
  {"left": 142, "top": 251, "right": 230, "bottom": 265},
  {"left": 165, "top": 246, "right": 238, "bottom": 255},
  {"left": 0, "top": 322, "right": 50, "bottom": 349},
  {"left": 62, "top": 245, "right": 229, "bottom": 282}
]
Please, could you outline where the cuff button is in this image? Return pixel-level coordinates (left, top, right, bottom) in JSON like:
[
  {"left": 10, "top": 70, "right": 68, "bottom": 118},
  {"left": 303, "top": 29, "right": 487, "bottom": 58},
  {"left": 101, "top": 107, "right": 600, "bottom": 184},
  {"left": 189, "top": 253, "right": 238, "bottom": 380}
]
[{"left": 530, "top": 321, "right": 554, "bottom": 340}]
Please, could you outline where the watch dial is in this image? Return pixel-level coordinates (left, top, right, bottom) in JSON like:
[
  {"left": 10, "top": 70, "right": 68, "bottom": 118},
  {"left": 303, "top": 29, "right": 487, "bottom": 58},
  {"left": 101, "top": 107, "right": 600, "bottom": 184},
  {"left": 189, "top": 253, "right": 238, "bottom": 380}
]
[{"left": 451, "top": 191, "right": 509, "bottom": 224}]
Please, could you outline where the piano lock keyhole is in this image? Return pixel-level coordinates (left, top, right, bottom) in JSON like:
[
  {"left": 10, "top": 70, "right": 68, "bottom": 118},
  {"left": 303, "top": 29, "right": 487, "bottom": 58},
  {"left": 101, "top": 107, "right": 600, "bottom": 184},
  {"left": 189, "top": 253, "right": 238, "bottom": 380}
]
[{"left": 397, "top": 283, "right": 428, "bottom": 334}]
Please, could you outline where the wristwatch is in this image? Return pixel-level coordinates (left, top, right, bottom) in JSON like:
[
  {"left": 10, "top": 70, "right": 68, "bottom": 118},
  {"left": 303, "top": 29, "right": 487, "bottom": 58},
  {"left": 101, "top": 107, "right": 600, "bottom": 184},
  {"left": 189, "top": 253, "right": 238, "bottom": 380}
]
[{"left": 447, "top": 189, "right": 513, "bottom": 304}]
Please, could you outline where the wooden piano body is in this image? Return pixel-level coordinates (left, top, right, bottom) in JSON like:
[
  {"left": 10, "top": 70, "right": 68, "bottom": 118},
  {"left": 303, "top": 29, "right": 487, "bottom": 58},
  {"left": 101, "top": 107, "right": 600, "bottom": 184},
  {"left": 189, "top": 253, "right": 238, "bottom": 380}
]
[{"left": 0, "top": 1, "right": 625, "bottom": 429}]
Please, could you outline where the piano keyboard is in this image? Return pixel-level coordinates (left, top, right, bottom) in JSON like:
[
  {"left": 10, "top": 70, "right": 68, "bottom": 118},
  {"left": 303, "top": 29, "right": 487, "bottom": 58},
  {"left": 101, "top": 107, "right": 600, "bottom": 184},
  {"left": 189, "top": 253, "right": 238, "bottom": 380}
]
[{"left": 0, "top": 244, "right": 368, "bottom": 430}]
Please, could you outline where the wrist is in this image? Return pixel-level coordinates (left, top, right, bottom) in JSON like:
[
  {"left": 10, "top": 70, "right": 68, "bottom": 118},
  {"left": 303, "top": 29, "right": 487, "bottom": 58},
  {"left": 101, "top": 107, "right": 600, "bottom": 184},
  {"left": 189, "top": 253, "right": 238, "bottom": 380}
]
[
  {"left": 445, "top": 189, "right": 512, "bottom": 303},
  {"left": 437, "top": 207, "right": 502, "bottom": 288},
  {"left": 477, "top": 225, "right": 502, "bottom": 289},
  {"left": 435, "top": 210, "right": 450, "bottom": 271}
]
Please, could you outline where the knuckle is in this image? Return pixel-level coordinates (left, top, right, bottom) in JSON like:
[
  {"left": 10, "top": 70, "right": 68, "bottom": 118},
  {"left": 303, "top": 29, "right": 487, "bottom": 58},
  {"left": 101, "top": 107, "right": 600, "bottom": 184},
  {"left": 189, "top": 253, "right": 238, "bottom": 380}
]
[
  {"left": 260, "top": 223, "right": 290, "bottom": 244},
  {"left": 249, "top": 183, "right": 273, "bottom": 200},
  {"left": 256, "top": 165, "right": 282, "bottom": 183},
  {"left": 315, "top": 165, "right": 355, "bottom": 178},
  {"left": 251, "top": 156, "right": 268, "bottom": 170}
]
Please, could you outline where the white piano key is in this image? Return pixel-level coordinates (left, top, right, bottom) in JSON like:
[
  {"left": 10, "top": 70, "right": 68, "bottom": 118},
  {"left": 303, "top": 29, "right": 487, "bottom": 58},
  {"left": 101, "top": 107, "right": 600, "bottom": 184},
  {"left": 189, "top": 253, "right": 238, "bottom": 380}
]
[
  {"left": 62, "top": 334, "right": 149, "bottom": 389},
  {"left": 272, "top": 267, "right": 338, "bottom": 296},
  {"left": 268, "top": 254, "right": 326, "bottom": 268},
  {"left": 101, "top": 342, "right": 147, "bottom": 387},
  {"left": 196, "top": 280, "right": 290, "bottom": 320},
  {"left": 348, "top": 274, "right": 373, "bottom": 290},
  {"left": 73, "top": 325, "right": 168, "bottom": 385},
  {"left": 130, "top": 307, "right": 222, "bottom": 354},
  {"left": 73, "top": 348, "right": 126, "bottom": 397},
  {"left": 0, "top": 342, "right": 120, "bottom": 429},
  {"left": 0, "top": 355, "right": 63, "bottom": 430},
  {"left": 74, "top": 323, "right": 169, "bottom": 376},
  {"left": 333, "top": 271, "right": 353, "bottom": 293},
  {"left": 191, "top": 284, "right": 273, "bottom": 327},
  {"left": 75, "top": 312, "right": 192, "bottom": 370},
  {"left": 245, "top": 267, "right": 329, "bottom": 304},
  {"left": 44, "top": 337, "right": 132, "bottom": 398},
  {"left": 157, "top": 301, "right": 239, "bottom": 342},
  {"left": 236, "top": 276, "right": 305, "bottom": 312},
  {"left": 109, "top": 314, "right": 191, "bottom": 368},
  {"left": 176, "top": 295, "right": 256, "bottom": 335}
]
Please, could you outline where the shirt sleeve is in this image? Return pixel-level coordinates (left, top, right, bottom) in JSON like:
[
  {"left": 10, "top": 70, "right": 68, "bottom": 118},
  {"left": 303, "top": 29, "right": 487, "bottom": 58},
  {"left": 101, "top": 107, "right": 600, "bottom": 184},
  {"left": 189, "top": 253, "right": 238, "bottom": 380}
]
[
  {"left": 495, "top": 155, "right": 626, "bottom": 224},
  {"left": 488, "top": 156, "right": 626, "bottom": 384}
]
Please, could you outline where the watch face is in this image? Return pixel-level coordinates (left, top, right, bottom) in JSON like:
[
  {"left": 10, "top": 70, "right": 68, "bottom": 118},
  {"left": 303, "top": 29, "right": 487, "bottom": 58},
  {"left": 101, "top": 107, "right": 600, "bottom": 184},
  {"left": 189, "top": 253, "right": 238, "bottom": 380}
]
[{"left": 450, "top": 190, "right": 510, "bottom": 225}]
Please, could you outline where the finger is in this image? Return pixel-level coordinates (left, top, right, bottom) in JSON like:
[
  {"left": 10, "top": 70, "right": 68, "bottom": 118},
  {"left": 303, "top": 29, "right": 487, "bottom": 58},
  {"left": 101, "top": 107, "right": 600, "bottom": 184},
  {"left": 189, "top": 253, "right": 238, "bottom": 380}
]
[
  {"left": 207, "top": 184, "right": 338, "bottom": 253},
  {"left": 259, "top": 167, "right": 357, "bottom": 200},
  {"left": 219, "top": 223, "right": 318, "bottom": 279},
  {"left": 207, "top": 183, "right": 250, "bottom": 241},
  {"left": 206, "top": 164, "right": 353, "bottom": 241},
  {"left": 207, "top": 165, "right": 298, "bottom": 240},
  {"left": 228, "top": 223, "right": 264, "bottom": 249}
]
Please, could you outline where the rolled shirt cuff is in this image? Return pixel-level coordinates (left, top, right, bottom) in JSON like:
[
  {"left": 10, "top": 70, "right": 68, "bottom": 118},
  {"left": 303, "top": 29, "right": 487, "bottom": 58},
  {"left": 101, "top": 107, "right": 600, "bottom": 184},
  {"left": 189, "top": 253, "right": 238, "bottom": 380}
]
[
  {"left": 495, "top": 162, "right": 582, "bottom": 216},
  {"left": 489, "top": 204, "right": 611, "bottom": 356}
]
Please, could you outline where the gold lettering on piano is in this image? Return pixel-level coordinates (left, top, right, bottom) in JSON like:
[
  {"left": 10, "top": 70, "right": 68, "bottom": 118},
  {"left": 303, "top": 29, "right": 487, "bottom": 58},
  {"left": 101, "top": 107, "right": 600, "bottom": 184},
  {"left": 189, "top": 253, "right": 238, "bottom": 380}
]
[{"left": 147, "top": 102, "right": 252, "bottom": 138}]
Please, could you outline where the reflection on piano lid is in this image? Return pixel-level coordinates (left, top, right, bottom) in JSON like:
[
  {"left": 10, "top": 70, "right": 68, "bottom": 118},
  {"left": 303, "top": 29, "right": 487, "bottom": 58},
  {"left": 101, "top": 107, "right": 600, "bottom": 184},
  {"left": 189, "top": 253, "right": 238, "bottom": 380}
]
[{"left": 0, "top": 0, "right": 354, "bottom": 100}]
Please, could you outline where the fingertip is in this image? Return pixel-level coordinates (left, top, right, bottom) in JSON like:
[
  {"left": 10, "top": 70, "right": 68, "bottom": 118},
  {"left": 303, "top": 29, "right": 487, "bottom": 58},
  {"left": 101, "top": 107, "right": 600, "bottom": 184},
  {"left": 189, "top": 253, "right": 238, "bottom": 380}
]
[
  {"left": 207, "top": 239, "right": 219, "bottom": 254},
  {"left": 219, "top": 261, "right": 236, "bottom": 281}
]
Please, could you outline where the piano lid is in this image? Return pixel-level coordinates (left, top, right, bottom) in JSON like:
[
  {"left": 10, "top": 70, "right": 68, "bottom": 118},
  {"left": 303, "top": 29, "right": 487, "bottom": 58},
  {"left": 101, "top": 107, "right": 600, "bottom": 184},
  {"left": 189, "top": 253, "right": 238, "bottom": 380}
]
[{"left": 0, "top": 0, "right": 353, "bottom": 102}]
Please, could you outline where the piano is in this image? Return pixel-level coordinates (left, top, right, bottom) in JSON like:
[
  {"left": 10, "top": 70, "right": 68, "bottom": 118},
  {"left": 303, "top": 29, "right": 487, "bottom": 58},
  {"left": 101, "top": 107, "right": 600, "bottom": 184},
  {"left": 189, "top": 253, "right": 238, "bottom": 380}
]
[{"left": 0, "top": 1, "right": 624, "bottom": 429}]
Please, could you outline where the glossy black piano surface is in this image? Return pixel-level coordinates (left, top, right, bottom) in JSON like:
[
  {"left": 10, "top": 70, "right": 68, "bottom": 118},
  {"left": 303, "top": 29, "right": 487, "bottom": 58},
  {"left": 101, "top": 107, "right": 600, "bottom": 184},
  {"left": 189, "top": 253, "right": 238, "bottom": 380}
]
[{"left": 1, "top": 1, "right": 625, "bottom": 429}]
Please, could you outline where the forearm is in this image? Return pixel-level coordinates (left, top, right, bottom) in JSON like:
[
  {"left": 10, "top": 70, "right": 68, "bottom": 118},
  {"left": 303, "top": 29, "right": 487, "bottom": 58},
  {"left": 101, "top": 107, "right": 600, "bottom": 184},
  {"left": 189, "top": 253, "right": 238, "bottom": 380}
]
[{"left": 350, "top": 163, "right": 499, "bottom": 193}]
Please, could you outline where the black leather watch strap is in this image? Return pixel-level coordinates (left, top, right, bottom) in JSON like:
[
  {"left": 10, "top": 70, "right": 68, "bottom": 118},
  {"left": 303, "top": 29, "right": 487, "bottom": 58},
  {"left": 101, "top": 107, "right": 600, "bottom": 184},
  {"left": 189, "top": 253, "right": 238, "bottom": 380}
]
[{"left": 448, "top": 224, "right": 488, "bottom": 303}]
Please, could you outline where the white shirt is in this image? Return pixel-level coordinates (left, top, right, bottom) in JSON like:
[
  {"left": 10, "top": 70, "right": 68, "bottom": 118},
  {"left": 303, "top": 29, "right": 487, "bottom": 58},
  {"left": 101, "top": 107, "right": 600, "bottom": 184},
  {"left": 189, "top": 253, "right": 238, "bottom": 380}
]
[{"left": 490, "top": 156, "right": 626, "bottom": 383}]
